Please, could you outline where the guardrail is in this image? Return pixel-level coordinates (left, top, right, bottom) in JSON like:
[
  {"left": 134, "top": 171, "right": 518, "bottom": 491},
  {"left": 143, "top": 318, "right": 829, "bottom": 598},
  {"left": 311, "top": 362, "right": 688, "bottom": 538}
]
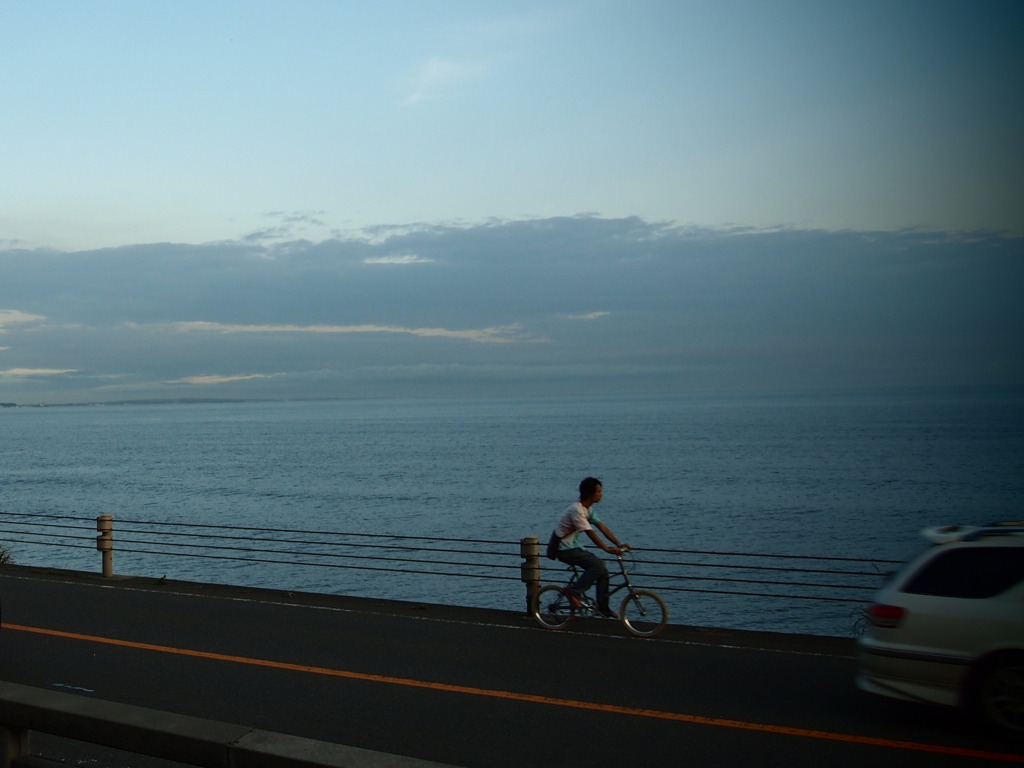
[
  {"left": 0, "top": 680, "right": 451, "bottom": 768},
  {"left": 0, "top": 512, "right": 900, "bottom": 619}
]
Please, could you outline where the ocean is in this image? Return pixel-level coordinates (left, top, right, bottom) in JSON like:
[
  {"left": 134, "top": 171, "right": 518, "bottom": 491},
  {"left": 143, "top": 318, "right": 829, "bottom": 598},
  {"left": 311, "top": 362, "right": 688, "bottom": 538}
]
[{"left": 2, "top": 387, "right": 1022, "bottom": 636}]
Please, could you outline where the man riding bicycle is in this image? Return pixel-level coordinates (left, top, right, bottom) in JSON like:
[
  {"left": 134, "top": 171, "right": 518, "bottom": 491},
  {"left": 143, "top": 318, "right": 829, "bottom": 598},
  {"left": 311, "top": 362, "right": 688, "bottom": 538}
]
[{"left": 551, "top": 477, "right": 628, "bottom": 618}]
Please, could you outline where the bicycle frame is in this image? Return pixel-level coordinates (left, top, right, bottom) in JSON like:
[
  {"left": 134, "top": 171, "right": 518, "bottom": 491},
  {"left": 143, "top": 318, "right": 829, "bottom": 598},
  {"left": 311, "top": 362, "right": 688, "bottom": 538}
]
[{"left": 562, "top": 553, "right": 639, "bottom": 610}]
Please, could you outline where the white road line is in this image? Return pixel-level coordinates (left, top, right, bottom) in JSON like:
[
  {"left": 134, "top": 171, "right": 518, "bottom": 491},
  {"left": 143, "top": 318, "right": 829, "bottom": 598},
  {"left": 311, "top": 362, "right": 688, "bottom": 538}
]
[{"left": 1, "top": 572, "right": 855, "bottom": 658}]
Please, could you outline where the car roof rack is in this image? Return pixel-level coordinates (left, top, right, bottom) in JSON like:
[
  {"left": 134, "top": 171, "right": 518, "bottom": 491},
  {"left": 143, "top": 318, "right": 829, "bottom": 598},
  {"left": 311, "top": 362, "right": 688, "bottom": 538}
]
[
  {"left": 964, "top": 522, "right": 1024, "bottom": 541},
  {"left": 923, "top": 523, "right": 1024, "bottom": 543}
]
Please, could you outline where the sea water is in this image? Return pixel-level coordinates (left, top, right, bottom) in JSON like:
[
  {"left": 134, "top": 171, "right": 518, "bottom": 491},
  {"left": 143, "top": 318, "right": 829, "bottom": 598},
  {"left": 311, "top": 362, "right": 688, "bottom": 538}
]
[{"left": 2, "top": 388, "right": 1022, "bottom": 636}]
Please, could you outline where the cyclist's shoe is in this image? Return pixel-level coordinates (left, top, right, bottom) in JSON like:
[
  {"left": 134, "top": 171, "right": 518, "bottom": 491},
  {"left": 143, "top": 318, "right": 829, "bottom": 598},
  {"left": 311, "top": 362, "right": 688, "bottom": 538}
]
[
  {"left": 598, "top": 607, "right": 618, "bottom": 619},
  {"left": 559, "top": 588, "right": 583, "bottom": 609}
]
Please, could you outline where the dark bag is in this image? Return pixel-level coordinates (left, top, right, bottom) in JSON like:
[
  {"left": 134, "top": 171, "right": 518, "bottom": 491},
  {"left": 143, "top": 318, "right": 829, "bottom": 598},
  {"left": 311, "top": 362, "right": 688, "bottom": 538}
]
[{"left": 546, "top": 530, "right": 560, "bottom": 560}]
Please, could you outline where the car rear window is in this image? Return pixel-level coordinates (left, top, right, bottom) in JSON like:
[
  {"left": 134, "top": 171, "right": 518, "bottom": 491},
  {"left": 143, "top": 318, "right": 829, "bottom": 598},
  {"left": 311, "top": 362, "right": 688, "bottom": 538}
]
[{"left": 902, "top": 546, "right": 1024, "bottom": 598}]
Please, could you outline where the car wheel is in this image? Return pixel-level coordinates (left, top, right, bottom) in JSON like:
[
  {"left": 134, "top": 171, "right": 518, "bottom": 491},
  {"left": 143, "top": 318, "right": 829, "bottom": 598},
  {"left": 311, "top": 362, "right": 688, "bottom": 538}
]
[{"left": 968, "top": 654, "right": 1024, "bottom": 741}]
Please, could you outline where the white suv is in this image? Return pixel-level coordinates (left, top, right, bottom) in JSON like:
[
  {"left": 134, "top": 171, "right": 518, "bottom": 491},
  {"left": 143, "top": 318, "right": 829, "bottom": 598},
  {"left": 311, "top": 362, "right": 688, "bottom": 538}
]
[{"left": 857, "top": 523, "right": 1024, "bottom": 740}]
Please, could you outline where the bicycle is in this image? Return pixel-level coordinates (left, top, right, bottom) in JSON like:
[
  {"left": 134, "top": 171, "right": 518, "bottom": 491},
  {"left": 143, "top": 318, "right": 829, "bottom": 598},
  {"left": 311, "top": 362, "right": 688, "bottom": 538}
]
[{"left": 532, "top": 548, "right": 668, "bottom": 637}]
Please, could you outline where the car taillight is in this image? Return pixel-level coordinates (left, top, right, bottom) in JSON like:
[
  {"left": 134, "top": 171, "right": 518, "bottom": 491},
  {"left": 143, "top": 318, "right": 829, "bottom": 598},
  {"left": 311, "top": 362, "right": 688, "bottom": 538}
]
[{"left": 867, "top": 603, "right": 906, "bottom": 628}]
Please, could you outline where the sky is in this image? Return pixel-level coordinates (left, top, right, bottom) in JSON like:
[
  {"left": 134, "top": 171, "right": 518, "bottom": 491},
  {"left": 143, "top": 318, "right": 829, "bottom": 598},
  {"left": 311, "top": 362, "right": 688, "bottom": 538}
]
[{"left": 1, "top": 0, "right": 1022, "bottom": 404}]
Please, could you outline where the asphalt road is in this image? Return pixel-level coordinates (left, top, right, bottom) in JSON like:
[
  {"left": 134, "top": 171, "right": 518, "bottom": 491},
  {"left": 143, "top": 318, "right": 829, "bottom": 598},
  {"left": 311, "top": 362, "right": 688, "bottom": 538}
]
[{"left": 0, "top": 567, "right": 1020, "bottom": 767}]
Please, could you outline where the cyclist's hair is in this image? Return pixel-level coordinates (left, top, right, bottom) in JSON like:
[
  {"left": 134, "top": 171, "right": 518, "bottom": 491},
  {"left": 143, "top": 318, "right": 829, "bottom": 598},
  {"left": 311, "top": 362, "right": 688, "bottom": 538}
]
[{"left": 579, "top": 476, "right": 602, "bottom": 500}]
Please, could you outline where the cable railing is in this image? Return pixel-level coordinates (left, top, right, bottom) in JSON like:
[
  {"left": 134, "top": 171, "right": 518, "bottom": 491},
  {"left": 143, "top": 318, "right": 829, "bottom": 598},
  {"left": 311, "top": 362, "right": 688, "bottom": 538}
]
[
  {"left": 629, "top": 546, "right": 896, "bottom": 603},
  {"left": 0, "top": 511, "right": 900, "bottom": 611},
  {"left": 0, "top": 512, "right": 528, "bottom": 591}
]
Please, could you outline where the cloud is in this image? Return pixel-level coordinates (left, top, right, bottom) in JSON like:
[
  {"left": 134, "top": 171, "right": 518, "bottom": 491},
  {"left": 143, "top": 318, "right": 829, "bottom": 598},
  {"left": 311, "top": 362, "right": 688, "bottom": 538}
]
[
  {"left": 364, "top": 254, "right": 434, "bottom": 265},
  {"left": 166, "top": 373, "right": 278, "bottom": 386},
  {"left": 171, "top": 321, "right": 536, "bottom": 344},
  {"left": 0, "top": 310, "right": 46, "bottom": 331},
  {"left": 242, "top": 210, "right": 332, "bottom": 244},
  {"left": 0, "top": 216, "right": 1021, "bottom": 403},
  {"left": 404, "top": 57, "right": 489, "bottom": 104},
  {"left": 0, "top": 368, "right": 77, "bottom": 378}
]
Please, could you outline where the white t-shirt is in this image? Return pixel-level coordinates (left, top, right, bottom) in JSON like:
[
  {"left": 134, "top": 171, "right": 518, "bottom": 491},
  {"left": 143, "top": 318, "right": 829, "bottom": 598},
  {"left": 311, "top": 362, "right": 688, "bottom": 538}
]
[{"left": 555, "top": 501, "right": 601, "bottom": 550}]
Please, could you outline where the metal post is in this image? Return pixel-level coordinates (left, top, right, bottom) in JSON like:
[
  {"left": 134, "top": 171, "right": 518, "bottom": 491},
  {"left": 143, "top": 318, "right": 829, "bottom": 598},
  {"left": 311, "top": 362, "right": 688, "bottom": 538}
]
[
  {"left": 96, "top": 514, "right": 114, "bottom": 578},
  {"left": 520, "top": 536, "right": 540, "bottom": 616}
]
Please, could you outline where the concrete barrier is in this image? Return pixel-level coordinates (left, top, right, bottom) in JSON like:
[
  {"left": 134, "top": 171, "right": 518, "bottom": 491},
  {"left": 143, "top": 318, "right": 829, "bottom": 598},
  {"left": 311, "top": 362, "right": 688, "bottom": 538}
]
[{"left": 0, "top": 681, "right": 454, "bottom": 768}]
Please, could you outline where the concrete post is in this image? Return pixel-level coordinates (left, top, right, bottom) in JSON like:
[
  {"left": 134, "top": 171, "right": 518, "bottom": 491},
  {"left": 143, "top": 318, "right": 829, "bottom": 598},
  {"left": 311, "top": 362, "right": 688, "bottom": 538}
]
[
  {"left": 96, "top": 514, "right": 114, "bottom": 578},
  {"left": 0, "top": 724, "right": 28, "bottom": 768},
  {"left": 519, "top": 536, "right": 540, "bottom": 616}
]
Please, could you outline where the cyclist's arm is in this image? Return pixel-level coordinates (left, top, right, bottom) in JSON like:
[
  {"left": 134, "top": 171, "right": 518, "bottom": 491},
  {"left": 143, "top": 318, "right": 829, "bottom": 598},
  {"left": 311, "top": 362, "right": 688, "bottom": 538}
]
[{"left": 588, "top": 523, "right": 624, "bottom": 555}]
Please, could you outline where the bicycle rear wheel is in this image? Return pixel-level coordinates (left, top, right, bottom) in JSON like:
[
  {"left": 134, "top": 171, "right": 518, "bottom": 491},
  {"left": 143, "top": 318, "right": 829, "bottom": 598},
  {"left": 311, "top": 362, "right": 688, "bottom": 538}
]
[
  {"left": 620, "top": 589, "right": 668, "bottom": 637},
  {"left": 533, "top": 585, "right": 575, "bottom": 630}
]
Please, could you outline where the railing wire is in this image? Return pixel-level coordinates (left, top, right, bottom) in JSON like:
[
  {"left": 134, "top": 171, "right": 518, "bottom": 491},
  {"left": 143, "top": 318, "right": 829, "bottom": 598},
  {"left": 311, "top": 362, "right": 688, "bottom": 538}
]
[{"left": 0, "top": 512, "right": 901, "bottom": 605}]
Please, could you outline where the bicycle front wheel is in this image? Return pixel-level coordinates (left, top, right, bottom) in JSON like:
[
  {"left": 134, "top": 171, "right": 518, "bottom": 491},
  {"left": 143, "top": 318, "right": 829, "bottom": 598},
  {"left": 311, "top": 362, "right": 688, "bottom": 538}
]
[
  {"left": 533, "top": 585, "right": 575, "bottom": 630},
  {"left": 620, "top": 589, "right": 668, "bottom": 637}
]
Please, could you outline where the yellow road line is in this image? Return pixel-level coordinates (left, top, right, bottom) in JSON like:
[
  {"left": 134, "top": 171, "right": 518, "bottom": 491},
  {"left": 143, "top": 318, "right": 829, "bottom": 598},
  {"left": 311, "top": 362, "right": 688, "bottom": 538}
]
[{"left": 6, "top": 622, "right": 1022, "bottom": 763}]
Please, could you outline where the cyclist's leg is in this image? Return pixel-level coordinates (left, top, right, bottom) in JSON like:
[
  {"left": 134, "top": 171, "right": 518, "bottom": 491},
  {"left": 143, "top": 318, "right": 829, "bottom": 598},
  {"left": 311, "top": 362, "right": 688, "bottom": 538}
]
[
  {"left": 557, "top": 547, "right": 608, "bottom": 602},
  {"left": 594, "top": 569, "right": 612, "bottom": 613}
]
